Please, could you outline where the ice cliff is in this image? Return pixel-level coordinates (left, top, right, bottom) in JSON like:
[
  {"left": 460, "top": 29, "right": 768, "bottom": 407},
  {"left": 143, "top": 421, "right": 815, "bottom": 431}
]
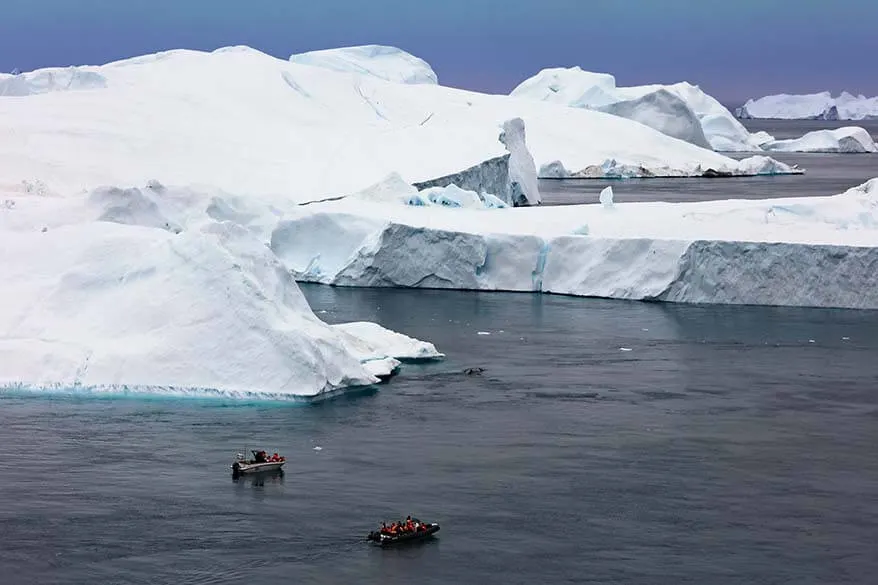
[
  {"left": 275, "top": 179, "right": 878, "bottom": 310},
  {"left": 0, "top": 182, "right": 442, "bottom": 399}
]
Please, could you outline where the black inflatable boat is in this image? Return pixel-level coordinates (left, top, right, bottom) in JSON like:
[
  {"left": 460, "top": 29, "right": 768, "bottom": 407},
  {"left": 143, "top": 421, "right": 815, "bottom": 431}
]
[{"left": 367, "top": 522, "right": 440, "bottom": 546}]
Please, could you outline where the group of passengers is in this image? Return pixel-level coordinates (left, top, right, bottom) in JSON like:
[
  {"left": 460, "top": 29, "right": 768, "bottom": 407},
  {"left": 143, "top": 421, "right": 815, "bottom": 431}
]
[{"left": 380, "top": 516, "right": 426, "bottom": 535}]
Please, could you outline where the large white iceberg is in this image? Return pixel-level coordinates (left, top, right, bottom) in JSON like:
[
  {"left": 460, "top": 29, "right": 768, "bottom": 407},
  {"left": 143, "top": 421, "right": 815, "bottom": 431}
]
[
  {"left": 0, "top": 181, "right": 441, "bottom": 400},
  {"left": 737, "top": 91, "right": 878, "bottom": 121},
  {"left": 510, "top": 67, "right": 765, "bottom": 152},
  {"left": 289, "top": 44, "right": 439, "bottom": 85},
  {"left": 0, "top": 43, "right": 843, "bottom": 399},
  {"left": 0, "top": 45, "right": 796, "bottom": 208},
  {"left": 762, "top": 127, "right": 878, "bottom": 154},
  {"left": 275, "top": 179, "right": 878, "bottom": 309}
]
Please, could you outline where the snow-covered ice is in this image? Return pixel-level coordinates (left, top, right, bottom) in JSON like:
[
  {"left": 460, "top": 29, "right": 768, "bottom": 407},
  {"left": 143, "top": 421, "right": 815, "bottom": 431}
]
[
  {"left": 332, "top": 322, "right": 445, "bottom": 361},
  {"left": 761, "top": 127, "right": 878, "bottom": 154},
  {"left": 278, "top": 179, "right": 878, "bottom": 310},
  {"left": 0, "top": 66, "right": 108, "bottom": 96},
  {"left": 737, "top": 91, "right": 878, "bottom": 121},
  {"left": 0, "top": 45, "right": 797, "bottom": 207},
  {"left": 289, "top": 44, "right": 439, "bottom": 85},
  {"left": 0, "top": 181, "right": 442, "bottom": 400}
]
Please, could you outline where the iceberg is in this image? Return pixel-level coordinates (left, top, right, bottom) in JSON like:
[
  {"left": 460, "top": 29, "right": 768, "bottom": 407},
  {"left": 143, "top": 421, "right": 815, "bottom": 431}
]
[
  {"left": 0, "top": 46, "right": 796, "bottom": 212},
  {"left": 737, "top": 91, "right": 878, "bottom": 121},
  {"left": 0, "top": 43, "right": 836, "bottom": 399},
  {"left": 289, "top": 45, "right": 439, "bottom": 85},
  {"left": 0, "top": 181, "right": 442, "bottom": 400},
  {"left": 762, "top": 127, "right": 878, "bottom": 154},
  {"left": 275, "top": 179, "right": 878, "bottom": 310},
  {"left": 510, "top": 67, "right": 766, "bottom": 152}
]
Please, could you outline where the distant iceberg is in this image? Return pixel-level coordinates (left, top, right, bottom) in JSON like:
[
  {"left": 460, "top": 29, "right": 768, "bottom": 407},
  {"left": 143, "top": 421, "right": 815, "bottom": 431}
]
[
  {"left": 762, "top": 127, "right": 878, "bottom": 154},
  {"left": 737, "top": 91, "right": 878, "bottom": 121},
  {"left": 510, "top": 67, "right": 765, "bottom": 152}
]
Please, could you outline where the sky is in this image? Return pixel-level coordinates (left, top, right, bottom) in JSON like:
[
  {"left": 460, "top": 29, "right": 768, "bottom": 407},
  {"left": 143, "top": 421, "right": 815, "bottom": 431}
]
[{"left": 1, "top": 0, "right": 876, "bottom": 104}]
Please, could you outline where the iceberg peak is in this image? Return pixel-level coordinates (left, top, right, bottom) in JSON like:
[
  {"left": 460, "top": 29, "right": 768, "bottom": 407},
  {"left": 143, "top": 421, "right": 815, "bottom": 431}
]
[{"left": 289, "top": 44, "right": 438, "bottom": 85}]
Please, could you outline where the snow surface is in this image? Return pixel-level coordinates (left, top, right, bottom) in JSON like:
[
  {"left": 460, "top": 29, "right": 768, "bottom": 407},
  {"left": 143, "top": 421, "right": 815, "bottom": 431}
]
[
  {"left": 510, "top": 67, "right": 765, "bottom": 152},
  {"left": 276, "top": 179, "right": 878, "bottom": 309},
  {"left": 0, "top": 181, "right": 442, "bottom": 400},
  {"left": 762, "top": 127, "right": 878, "bottom": 154},
  {"left": 0, "top": 66, "right": 107, "bottom": 96},
  {"left": 289, "top": 45, "right": 439, "bottom": 85},
  {"left": 737, "top": 92, "right": 878, "bottom": 121},
  {"left": 0, "top": 45, "right": 796, "bottom": 207}
]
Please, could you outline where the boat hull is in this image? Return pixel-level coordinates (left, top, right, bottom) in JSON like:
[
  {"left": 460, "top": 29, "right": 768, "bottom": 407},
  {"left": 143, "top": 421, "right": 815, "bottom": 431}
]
[
  {"left": 368, "top": 524, "right": 440, "bottom": 546},
  {"left": 231, "top": 461, "right": 285, "bottom": 475}
]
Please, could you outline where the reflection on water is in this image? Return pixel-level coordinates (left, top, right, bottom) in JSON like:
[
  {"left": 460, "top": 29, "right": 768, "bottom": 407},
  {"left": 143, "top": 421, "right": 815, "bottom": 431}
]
[{"left": 232, "top": 469, "right": 285, "bottom": 489}]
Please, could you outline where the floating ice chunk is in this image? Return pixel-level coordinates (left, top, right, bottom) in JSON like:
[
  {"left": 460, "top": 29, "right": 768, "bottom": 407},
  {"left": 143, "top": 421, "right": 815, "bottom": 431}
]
[
  {"left": 423, "top": 184, "right": 484, "bottom": 208},
  {"left": 480, "top": 193, "right": 510, "bottom": 209},
  {"left": 332, "top": 321, "right": 445, "bottom": 361},
  {"left": 599, "top": 186, "right": 615, "bottom": 208},
  {"left": 477, "top": 331, "right": 491, "bottom": 336},
  {"left": 734, "top": 155, "right": 801, "bottom": 176},
  {"left": 619, "top": 347, "right": 633, "bottom": 352}
]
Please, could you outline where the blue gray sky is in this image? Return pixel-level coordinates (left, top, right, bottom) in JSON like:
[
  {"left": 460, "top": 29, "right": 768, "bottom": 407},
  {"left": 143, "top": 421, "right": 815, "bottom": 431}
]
[{"left": 2, "top": 0, "right": 876, "bottom": 103}]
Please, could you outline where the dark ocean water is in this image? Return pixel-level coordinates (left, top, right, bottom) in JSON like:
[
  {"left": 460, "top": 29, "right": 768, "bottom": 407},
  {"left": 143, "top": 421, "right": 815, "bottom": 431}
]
[
  {"left": 541, "top": 119, "right": 878, "bottom": 206},
  {"left": 2, "top": 286, "right": 878, "bottom": 585}
]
